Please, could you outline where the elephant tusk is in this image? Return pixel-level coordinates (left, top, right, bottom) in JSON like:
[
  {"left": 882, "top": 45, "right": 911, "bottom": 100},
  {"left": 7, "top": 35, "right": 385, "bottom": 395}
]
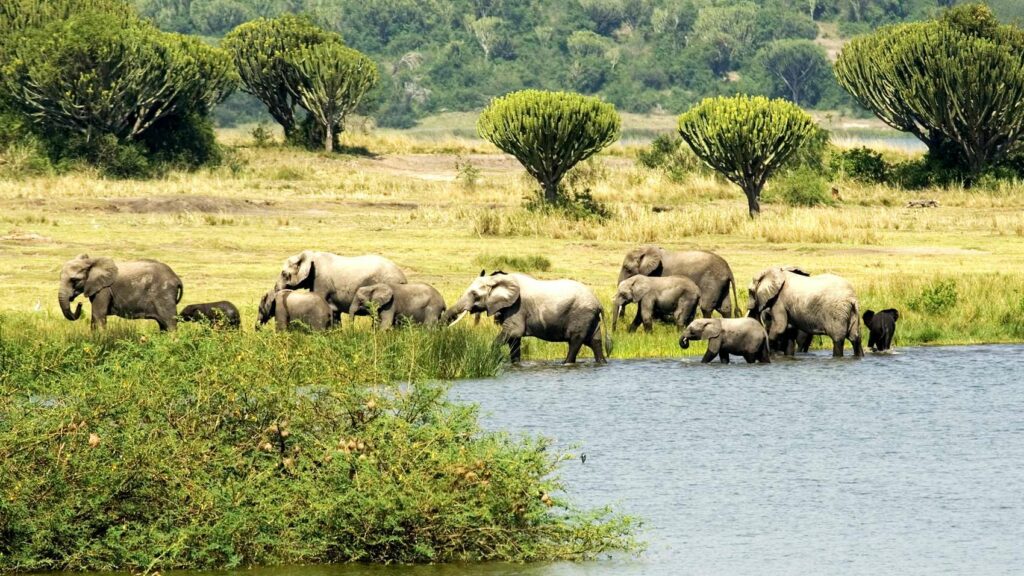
[{"left": 448, "top": 311, "right": 469, "bottom": 326}]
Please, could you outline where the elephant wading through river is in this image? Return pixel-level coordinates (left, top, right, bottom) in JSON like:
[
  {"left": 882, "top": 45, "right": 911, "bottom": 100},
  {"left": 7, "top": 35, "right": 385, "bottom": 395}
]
[
  {"left": 618, "top": 246, "right": 737, "bottom": 319},
  {"left": 748, "top": 267, "right": 864, "bottom": 357},
  {"left": 275, "top": 251, "right": 407, "bottom": 325},
  {"left": 58, "top": 254, "right": 183, "bottom": 331},
  {"left": 447, "top": 271, "right": 611, "bottom": 364}
]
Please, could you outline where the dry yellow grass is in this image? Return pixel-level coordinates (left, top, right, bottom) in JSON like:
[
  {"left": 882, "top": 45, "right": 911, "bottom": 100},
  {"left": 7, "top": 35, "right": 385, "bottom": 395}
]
[{"left": 2, "top": 129, "right": 1024, "bottom": 358}]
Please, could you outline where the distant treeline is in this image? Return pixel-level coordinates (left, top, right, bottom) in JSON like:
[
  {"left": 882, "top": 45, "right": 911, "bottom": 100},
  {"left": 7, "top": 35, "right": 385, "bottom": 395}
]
[{"left": 132, "top": 0, "right": 1024, "bottom": 127}]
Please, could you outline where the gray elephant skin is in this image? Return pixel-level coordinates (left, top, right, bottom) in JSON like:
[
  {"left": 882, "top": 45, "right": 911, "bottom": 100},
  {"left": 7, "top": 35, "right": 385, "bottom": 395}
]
[
  {"left": 618, "top": 246, "right": 737, "bottom": 319},
  {"left": 349, "top": 282, "right": 446, "bottom": 329},
  {"left": 447, "top": 271, "right": 611, "bottom": 364},
  {"left": 679, "top": 317, "right": 770, "bottom": 364},
  {"left": 748, "top": 267, "right": 864, "bottom": 357},
  {"left": 863, "top": 308, "right": 899, "bottom": 351},
  {"left": 179, "top": 301, "right": 241, "bottom": 329},
  {"left": 257, "top": 289, "right": 334, "bottom": 331},
  {"left": 275, "top": 251, "right": 407, "bottom": 324},
  {"left": 59, "top": 254, "right": 183, "bottom": 331},
  {"left": 612, "top": 275, "right": 701, "bottom": 333}
]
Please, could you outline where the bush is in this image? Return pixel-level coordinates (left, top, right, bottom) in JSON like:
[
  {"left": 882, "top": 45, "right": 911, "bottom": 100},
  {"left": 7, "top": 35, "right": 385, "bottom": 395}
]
[
  {"left": 908, "top": 279, "right": 959, "bottom": 314},
  {"left": 142, "top": 112, "right": 223, "bottom": 170},
  {"left": 830, "top": 147, "right": 889, "bottom": 183},
  {"left": 473, "top": 254, "right": 552, "bottom": 273},
  {"left": 0, "top": 317, "right": 636, "bottom": 572},
  {"left": 636, "top": 134, "right": 704, "bottom": 182},
  {"left": 769, "top": 167, "right": 834, "bottom": 207}
]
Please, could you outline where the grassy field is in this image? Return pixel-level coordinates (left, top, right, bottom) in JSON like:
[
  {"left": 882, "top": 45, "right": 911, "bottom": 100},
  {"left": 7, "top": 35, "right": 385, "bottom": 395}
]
[{"left": 2, "top": 128, "right": 1024, "bottom": 360}]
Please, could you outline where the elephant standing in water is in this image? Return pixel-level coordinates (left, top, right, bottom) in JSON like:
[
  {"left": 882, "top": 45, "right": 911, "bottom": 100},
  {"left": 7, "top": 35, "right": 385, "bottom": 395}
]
[
  {"left": 59, "top": 254, "right": 183, "bottom": 331},
  {"left": 748, "top": 267, "right": 864, "bottom": 357},
  {"left": 612, "top": 275, "right": 701, "bottom": 333},
  {"left": 275, "top": 251, "right": 407, "bottom": 325},
  {"left": 617, "top": 246, "right": 737, "bottom": 319},
  {"left": 447, "top": 271, "right": 610, "bottom": 364},
  {"left": 680, "top": 317, "right": 771, "bottom": 364}
]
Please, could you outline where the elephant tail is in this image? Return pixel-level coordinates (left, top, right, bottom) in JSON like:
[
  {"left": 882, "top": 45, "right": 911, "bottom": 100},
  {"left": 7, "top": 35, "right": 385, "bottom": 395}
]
[
  {"left": 729, "top": 273, "right": 739, "bottom": 318},
  {"left": 600, "top": 309, "right": 613, "bottom": 356},
  {"left": 847, "top": 300, "right": 861, "bottom": 340}
]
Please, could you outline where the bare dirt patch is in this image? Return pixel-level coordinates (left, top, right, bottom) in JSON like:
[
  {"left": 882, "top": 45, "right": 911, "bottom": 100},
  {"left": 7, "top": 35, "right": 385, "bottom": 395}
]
[
  {"left": 106, "top": 196, "right": 277, "bottom": 214},
  {"left": 1, "top": 230, "right": 52, "bottom": 243},
  {"left": 832, "top": 246, "right": 987, "bottom": 256}
]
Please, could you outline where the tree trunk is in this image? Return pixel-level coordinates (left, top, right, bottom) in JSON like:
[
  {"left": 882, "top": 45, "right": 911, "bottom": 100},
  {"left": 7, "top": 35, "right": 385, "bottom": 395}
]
[
  {"left": 744, "top": 186, "right": 761, "bottom": 218},
  {"left": 324, "top": 123, "right": 333, "bottom": 153},
  {"left": 542, "top": 180, "right": 560, "bottom": 204}
]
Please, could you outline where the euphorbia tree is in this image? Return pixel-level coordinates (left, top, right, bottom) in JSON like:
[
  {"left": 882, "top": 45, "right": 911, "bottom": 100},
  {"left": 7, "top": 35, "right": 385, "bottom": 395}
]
[
  {"left": 677, "top": 95, "right": 816, "bottom": 217},
  {"left": 477, "top": 89, "right": 620, "bottom": 205},
  {"left": 286, "top": 43, "right": 378, "bottom": 152},
  {"left": 834, "top": 4, "right": 1024, "bottom": 178}
]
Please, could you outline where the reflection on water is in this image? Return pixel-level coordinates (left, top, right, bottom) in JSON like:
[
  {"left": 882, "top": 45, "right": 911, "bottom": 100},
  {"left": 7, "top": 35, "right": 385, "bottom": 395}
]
[{"left": 47, "top": 346, "right": 1024, "bottom": 576}]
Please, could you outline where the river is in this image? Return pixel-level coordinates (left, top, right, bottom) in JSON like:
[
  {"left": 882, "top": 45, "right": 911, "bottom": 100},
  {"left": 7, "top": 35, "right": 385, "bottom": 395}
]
[{"left": 46, "top": 345, "right": 1024, "bottom": 575}]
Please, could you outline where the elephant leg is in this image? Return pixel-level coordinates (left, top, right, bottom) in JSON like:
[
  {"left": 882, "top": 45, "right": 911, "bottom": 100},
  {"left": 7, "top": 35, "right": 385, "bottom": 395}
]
[
  {"left": 785, "top": 337, "right": 796, "bottom": 356},
  {"left": 719, "top": 352, "right": 730, "bottom": 364},
  {"left": 640, "top": 299, "right": 656, "bottom": 333},
  {"left": 628, "top": 307, "right": 643, "bottom": 333},
  {"left": 588, "top": 335, "right": 606, "bottom": 364},
  {"left": 564, "top": 337, "right": 584, "bottom": 364},
  {"left": 379, "top": 308, "right": 395, "bottom": 331},
  {"left": 700, "top": 350, "right": 716, "bottom": 363},
  {"left": 90, "top": 291, "right": 112, "bottom": 331},
  {"left": 832, "top": 338, "right": 845, "bottom": 357},
  {"left": 507, "top": 337, "right": 522, "bottom": 363},
  {"left": 743, "top": 353, "right": 755, "bottom": 363},
  {"left": 852, "top": 335, "right": 864, "bottom": 357}
]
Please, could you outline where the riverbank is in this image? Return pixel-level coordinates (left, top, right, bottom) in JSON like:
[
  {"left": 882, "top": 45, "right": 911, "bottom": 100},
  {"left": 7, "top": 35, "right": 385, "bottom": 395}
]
[
  {"left": 0, "top": 317, "right": 637, "bottom": 572},
  {"left": 2, "top": 131, "right": 1023, "bottom": 358}
]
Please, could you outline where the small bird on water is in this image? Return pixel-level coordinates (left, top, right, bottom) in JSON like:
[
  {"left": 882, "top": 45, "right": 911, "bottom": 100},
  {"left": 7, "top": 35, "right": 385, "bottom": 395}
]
[{"left": 580, "top": 453, "right": 587, "bottom": 465}]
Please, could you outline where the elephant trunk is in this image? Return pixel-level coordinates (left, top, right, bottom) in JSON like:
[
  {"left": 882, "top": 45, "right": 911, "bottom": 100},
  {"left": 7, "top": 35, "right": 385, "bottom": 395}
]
[
  {"left": 58, "top": 282, "right": 82, "bottom": 321},
  {"left": 349, "top": 301, "right": 361, "bottom": 317},
  {"left": 617, "top": 268, "right": 630, "bottom": 285},
  {"left": 679, "top": 334, "right": 690, "bottom": 349},
  {"left": 445, "top": 294, "right": 471, "bottom": 322}
]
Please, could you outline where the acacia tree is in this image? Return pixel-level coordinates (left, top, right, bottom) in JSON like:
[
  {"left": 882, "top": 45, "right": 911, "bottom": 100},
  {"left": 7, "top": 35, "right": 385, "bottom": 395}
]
[
  {"left": 477, "top": 90, "right": 620, "bottom": 205},
  {"left": 285, "top": 43, "right": 378, "bottom": 152},
  {"left": 222, "top": 16, "right": 341, "bottom": 143},
  {"left": 678, "top": 95, "right": 816, "bottom": 217},
  {"left": 835, "top": 4, "right": 1024, "bottom": 178}
]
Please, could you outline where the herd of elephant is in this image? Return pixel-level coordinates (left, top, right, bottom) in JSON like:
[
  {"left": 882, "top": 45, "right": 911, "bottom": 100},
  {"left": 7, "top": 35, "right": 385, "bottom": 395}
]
[{"left": 57, "top": 246, "right": 900, "bottom": 364}]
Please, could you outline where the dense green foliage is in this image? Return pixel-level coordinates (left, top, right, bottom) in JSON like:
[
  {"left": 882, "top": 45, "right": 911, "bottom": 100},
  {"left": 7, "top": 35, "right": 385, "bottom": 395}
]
[
  {"left": 677, "top": 95, "right": 817, "bottom": 217},
  {"left": 124, "top": 0, "right": 977, "bottom": 126},
  {"left": 0, "top": 316, "right": 636, "bottom": 572},
  {"left": 286, "top": 43, "right": 379, "bottom": 152},
  {"left": 835, "top": 4, "right": 1024, "bottom": 181},
  {"left": 478, "top": 90, "right": 620, "bottom": 206},
  {"left": 221, "top": 16, "right": 343, "bottom": 143},
  {"left": 0, "top": 1, "right": 234, "bottom": 177}
]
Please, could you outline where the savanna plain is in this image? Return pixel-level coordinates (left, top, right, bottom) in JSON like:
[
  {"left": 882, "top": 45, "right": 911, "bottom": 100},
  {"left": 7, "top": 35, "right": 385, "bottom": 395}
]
[{"left": 2, "top": 121, "right": 1023, "bottom": 358}]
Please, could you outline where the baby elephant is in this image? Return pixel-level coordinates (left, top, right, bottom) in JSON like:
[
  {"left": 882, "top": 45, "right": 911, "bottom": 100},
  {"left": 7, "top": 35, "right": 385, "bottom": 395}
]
[
  {"left": 179, "top": 301, "right": 241, "bottom": 329},
  {"left": 613, "top": 275, "right": 701, "bottom": 333},
  {"left": 680, "top": 317, "right": 770, "bottom": 364},
  {"left": 257, "top": 289, "right": 334, "bottom": 332},
  {"left": 349, "top": 282, "right": 446, "bottom": 329},
  {"left": 863, "top": 309, "right": 899, "bottom": 351}
]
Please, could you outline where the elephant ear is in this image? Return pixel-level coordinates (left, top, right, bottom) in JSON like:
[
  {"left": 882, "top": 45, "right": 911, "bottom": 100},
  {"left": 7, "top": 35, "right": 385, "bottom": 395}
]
[
  {"left": 258, "top": 290, "right": 276, "bottom": 322},
  {"left": 754, "top": 268, "right": 785, "bottom": 309},
  {"left": 373, "top": 284, "right": 395, "bottom": 308},
  {"left": 294, "top": 251, "right": 315, "bottom": 285},
  {"left": 485, "top": 277, "right": 520, "bottom": 316},
  {"left": 781, "top": 266, "right": 810, "bottom": 277},
  {"left": 638, "top": 246, "right": 662, "bottom": 276},
  {"left": 704, "top": 319, "right": 723, "bottom": 341},
  {"left": 863, "top": 310, "right": 875, "bottom": 324},
  {"left": 84, "top": 257, "right": 118, "bottom": 297}
]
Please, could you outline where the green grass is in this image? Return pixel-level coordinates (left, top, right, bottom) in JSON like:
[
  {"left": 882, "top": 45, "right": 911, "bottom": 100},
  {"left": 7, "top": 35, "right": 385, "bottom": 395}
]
[
  {"left": 473, "top": 253, "right": 553, "bottom": 273},
  {"left": 0, "top": 315, "right": 637, "bottom": 572}
]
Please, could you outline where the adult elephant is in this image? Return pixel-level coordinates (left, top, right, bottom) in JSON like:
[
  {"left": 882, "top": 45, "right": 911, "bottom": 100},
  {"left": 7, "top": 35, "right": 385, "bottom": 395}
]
[
  {"left": 617, "top": 246, "right": 737, "bottom": 319},
  {"left": 59, "top": 254, "right": 183, "bottom": 331},
  {"left": 446, "top": 271, "right": 610, "bottom": 364},
  {"left": 274, "top": 251, "right": 407, "bottom": 324},
  {"left": 747, "top": 267, "right": 863, "bottom": 357}
]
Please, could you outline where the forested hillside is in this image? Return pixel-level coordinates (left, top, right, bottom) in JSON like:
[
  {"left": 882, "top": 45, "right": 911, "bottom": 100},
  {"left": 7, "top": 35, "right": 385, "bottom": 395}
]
[{"left": 115, "top": 1, "right": 1024, "bottom": 126}]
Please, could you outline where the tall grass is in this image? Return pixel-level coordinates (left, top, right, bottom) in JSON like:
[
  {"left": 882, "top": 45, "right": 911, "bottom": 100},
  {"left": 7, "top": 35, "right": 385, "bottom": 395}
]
[{"left": 0, "top": 315, "right": 637, "bottom": 572}]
